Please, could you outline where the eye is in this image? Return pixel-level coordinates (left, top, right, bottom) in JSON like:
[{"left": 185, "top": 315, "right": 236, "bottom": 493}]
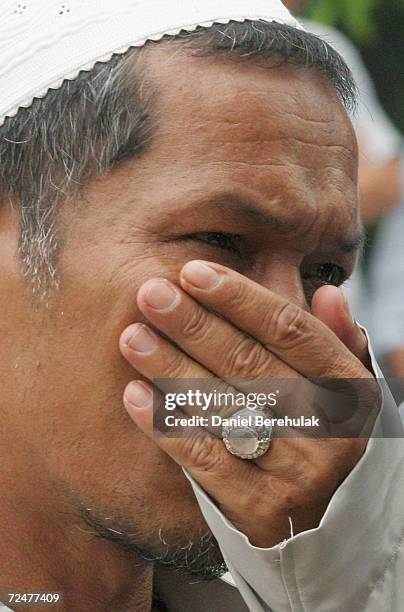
[
  {"left": 192, "top": 232, "right": 241, "bottom": 252},
  {"left": 303, "top": 262, "right": 348, "bottom": 288}
]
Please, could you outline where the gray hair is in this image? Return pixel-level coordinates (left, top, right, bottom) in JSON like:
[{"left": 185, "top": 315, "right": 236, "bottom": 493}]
[{"left": 0, "top": 20, "right": 357, "bottom": 301}]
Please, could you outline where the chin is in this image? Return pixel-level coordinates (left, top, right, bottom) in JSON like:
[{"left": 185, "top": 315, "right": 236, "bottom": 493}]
[
  {"left": 79, "top": 487, "right": 227, "bottom": 580},
  {"left": 73, "top": 452, "right": 226, "bottom": 578}
]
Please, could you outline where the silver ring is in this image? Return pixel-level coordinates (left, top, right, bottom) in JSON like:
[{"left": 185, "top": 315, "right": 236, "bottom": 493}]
[{"left": 222, "top": 408, "right": 272, "bottom": 460}]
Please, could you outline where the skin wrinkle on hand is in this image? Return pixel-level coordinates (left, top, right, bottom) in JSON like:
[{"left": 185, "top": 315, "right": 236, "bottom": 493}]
[{"left": 0, "top": 47, "right": 365, "bottom": 610}]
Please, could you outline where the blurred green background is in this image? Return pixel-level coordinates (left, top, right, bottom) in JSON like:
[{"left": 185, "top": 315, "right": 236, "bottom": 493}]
[{"left": 303, "top": 0, "right": 404, "bottom": 132}]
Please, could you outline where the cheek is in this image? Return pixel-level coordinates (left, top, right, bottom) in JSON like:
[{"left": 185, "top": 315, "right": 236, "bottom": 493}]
[
  {"left": 26, "top": 251, "right": 185, "bottom": 474},
  {"left": 26, "top": 309, "right": 186, "bottom": 513}
]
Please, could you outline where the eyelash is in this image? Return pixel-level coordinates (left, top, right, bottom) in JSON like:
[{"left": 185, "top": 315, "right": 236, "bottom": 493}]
[
  {"left": 302, "top": 263, "right": 348, "bottom": 288},
  {"left": 191, "top": 231, "right": 348, "bottom": 288},
  {"left": 192, "top": 232, "right": 242, "bottom": 254}
]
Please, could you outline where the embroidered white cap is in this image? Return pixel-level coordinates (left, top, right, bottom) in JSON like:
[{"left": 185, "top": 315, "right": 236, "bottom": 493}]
[{"left": 0, "top": 0, "right": 301, "bottom": 127}]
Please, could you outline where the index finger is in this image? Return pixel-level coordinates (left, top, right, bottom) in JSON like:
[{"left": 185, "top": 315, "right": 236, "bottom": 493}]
[{"left": 179, "top": 261, "right": 368, "bottom": 380}]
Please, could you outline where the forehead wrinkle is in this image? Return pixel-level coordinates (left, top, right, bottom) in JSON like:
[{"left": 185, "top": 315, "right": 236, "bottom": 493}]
[
  {"left": 194, "top": 193, "right": 292, "bottom": 230},
  {"left": 149, "top": 51, "right": 351, "bottom": 133},
  {"left": 144, "top": 53, "right": 357, "bottom": 180},
  {"left": 159, "top": 112, "right": 357, "bottom": 183},
  {"left": 127, "top": 50, "right": 359, "bottom": 244}
]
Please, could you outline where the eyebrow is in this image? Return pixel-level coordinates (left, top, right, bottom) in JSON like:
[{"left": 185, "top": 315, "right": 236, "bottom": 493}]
[{"left": 192, "top": 192, "right": 365, "bottom": 254}]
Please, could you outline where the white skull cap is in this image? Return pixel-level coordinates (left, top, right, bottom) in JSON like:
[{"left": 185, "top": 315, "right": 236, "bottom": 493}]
[{"left": 0, "top": 0, "right": 302, "bottom": 126}]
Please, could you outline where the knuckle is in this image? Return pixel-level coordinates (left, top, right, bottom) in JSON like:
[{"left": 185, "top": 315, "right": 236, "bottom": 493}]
[
  {"left": 186, "top": 435, "right": 225, "bottom": 473},
  {"left": 265, "top": 303, "right": 307, "bottom": 350},
  {"left": 227, "top": 337, "right": 268, "bottom": 378},
  {"left": 240, "top": 479, "right": 272, "bottom": 520},
  {"left": 275, "top": 470, "right": 329, "bottom": 511},
  {"left": 246, "top": 494, "right": 271, "bottom": 523},
  {"left": 320, "top": 354, "right": 361, "bottom": 379},
  {"left": 226, "top": 279, "right": 251, "bottom": 312},
  {"left": 241, "top": 468, "right": 301, "bottom": 519},
  {"left": 161, "top": 349, "right": 188, "bottom": 378},
  {"left": 181, "top": 307, "right": 210, "bottom": 343},
  {"left": 275, "top": 482, "right": 303, "bottom": 513},
  {"left": 361, "top": 378, "right": 383, "bottom": 412}
]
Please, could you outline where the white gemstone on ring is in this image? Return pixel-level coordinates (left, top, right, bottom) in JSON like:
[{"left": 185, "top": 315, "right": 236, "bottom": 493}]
[{"left": 222, "top": 408, "right": 272, "bottom": 460}]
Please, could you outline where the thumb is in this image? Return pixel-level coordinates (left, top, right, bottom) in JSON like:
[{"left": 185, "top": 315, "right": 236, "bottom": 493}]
[{"left": 311, "top": 285, "right": 371, "bottom": 370}]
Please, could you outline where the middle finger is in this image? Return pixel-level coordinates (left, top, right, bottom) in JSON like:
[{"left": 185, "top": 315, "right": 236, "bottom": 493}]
[{"left": 136, "top": 278, "right": 299, "bottom": 383}]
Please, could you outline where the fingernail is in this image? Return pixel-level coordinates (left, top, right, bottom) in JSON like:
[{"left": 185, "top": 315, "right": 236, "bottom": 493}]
[
  {"left": 124, "top": 324, "right": 157, "bottom": 354},
  {"left": 182, "top": 261, "right": 222, "bottom": 290},
  {"left": 124, "top": 381, "right": 152, "bottom": 409},
  {"left": 141, "top": 280, "right": 180, "bottom": 311}
]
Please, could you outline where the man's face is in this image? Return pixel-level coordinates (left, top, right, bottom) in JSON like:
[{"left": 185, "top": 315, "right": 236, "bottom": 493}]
[{"left": 0, "top": 46, "right": 359, "bottom": 571}]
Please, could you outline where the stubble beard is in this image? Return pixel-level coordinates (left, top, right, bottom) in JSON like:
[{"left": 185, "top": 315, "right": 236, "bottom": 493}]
[{"left": 79, "top": 505, "right": 227, "bottom": 582}]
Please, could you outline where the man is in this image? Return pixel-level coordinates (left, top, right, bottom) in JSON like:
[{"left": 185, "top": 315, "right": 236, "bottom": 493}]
[{"left": 0, "top": 1, "right": 403, "bottom": 611}]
